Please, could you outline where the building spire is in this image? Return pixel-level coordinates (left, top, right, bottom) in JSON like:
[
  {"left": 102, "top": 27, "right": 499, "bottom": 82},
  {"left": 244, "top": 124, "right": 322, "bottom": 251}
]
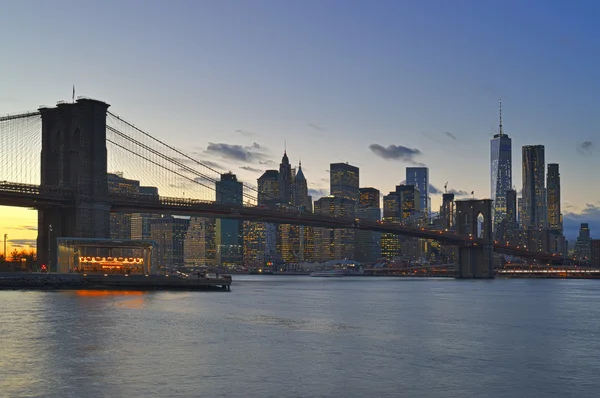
[{"left": 499, "top": 98, "right": 503, "bottom": 136}]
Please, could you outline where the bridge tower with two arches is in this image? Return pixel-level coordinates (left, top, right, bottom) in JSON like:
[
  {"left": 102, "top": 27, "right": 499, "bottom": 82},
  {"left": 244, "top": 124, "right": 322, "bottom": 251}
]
[{"left": 455, "top": 199, "right": 494, "bottom": 278}]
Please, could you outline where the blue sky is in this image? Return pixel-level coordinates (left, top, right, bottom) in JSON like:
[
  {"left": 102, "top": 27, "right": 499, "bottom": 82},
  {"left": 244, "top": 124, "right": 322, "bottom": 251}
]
[{"left": 0, "top": 0, "right": 599, "bottom": 245}]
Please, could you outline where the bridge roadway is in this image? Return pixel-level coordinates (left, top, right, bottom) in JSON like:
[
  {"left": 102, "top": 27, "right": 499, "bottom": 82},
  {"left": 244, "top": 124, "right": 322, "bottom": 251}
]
[{"left": 0, "top": 181, "right": 572, "bottom": 265}]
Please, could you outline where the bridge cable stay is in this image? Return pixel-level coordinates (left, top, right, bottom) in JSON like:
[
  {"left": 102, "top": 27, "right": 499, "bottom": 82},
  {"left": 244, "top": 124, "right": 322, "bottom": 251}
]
[
  {"left": 0, "top": 112, "right": 41, "bottom": 186},
  {"left": 106, "top": 112, "right": 288, "bottom": 207},
  {"left": 106, "top": 125, "right": 263, "bottom": 204}
]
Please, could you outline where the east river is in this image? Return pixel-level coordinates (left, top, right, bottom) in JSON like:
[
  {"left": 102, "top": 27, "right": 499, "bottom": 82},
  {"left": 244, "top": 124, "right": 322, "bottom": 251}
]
[{"left": 2, "top": 276, "right": 600, "bottom": 397}]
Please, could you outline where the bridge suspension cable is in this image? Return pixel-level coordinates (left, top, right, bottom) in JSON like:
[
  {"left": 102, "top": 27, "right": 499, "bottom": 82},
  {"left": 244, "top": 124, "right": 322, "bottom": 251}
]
[
  {"left": 106, "top": 112, "right": 285, "bottom": 206},
  {"left": 0, "top": 112, "right": 41, "bottom": 185}
]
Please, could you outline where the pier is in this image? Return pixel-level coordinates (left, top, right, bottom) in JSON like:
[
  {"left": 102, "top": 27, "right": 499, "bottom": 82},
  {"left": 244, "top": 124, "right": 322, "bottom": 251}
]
[{"left": 0, "top": 273, "right": 232, "bottom": 291}]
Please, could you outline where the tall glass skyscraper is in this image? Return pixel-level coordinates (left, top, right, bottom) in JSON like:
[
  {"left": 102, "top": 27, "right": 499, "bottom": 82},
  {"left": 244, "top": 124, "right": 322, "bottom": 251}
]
[
  {"left": 490, "top": 100, "right": 512, "bottom": 237},
  {"left": 546, "top": 163, "right": 562, "bottom": 232},
  {"left": 215, "top": 172, "right": 243, "bottom": 265},
  {"left": 406, "top": 167, "right": 428, "bottom": 216},
  {"left": 522, "top": 145, "right": 546, "bottom": 229}
]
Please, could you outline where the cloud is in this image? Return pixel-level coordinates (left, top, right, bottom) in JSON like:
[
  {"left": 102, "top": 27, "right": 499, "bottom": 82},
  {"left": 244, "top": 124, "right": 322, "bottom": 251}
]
[
  {"left": 444, "top": 131, "right": 458, "bottom": 141},
  {"left": 235, "top": 129, "right": 256, "bottom": 137},
  {"left": 308, "top": 123, "right": 325, "bottom": 132},
  {"left": 205, "top": 142, "right": 268, "bottom": 163},
  {"left": 447, "top": 188, "right": 470, "bottom": 196},
  {"left": 577, "top": 141, "right": 593, "bottom": 155},
  {"left": 369, "top": 144, "right": 424, "bottom": 165},
  {"left": 240, "top": 166, "right": 262, "bottom": 173},
  {"left": 428, "top": 184, "right": 442, "bottom": 195},
  {"left": 259, "top": 160, "right": 276, "bottom": 165},
  {"left": 15, "top": 225, "right": 37, "bottom": 231},
  {"left": 563, "top": 203, "right": 600, "bottom": 241},
  {"left": 9, "top": 239, "right": 36, "bottom": 247},
  {"left": 325, "top": 169, "right": 329, "bottom": 173},
  {"left": 308, "top": 188, "right": 329, "bottom": 199}
]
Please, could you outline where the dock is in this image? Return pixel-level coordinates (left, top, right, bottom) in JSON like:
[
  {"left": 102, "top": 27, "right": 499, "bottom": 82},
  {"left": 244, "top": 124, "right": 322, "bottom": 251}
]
[{"left": 0, "top": 273, "right": 232, "bottom": 291}]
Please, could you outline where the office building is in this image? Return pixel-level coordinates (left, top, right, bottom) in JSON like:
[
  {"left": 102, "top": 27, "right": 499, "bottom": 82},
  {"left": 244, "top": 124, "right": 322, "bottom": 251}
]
[
  {"left": 574, "top": 223, "right": 592, "bottom": 264},
  {"left": 406, "top": 167, "right": 428, "bottom": 217},
  {"left": 330, "top": 163, "right": 360, "bottom": 202},
  {"left": 360, "top": 187, "right": 380, "bottom": 208},
  {"left": 547, "top": 163, "right": 562, "bottom": 232},
  {"left": 184, "top": 217, "right": 216, "bottom": 267},
  {"left": 490, "top": 101, "right": 512, "bottom": 236},
  {"left": 215, "top": 172, "right": 243, "bottom": 265},
  {"left": 522, "top": 145, "right": 547, "bottom": 229},
  {"left": 440, "top": 193, "right": 455, "bottom": 230},
  {"left": 355, "top": 187, "right": 381, "bottom": 263},
  {"left": 313, "top": 196, "right": 355, "bottom": 261},
  {"left": 151, "top": 216, "right": 190, "bottom": 271}
]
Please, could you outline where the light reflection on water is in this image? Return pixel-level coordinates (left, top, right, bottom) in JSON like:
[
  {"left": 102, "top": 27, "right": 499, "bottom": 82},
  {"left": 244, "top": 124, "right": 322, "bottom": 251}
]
[{"left": 2, "top": 276, "right": 600, "bottom": 397}]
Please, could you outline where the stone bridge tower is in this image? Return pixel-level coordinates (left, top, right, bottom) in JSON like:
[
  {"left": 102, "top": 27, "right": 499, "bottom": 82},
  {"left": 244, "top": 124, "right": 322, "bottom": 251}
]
[
  {"left": 455, "top": 199, "right": 494, "bottom": 278},
  {"left": 37, "top": 98, "right": 111, "bottom": 269}
]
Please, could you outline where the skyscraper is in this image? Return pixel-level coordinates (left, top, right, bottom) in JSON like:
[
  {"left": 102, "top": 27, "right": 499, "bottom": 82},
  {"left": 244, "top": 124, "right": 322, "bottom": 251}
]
[
  {"left": 440, "top": 193, "right": 455, "bottom": 230},
  {"left": 547, "top": 163, "right": 562, "bottom": 232},
  {"left": 359, "top": 187, "right": 380, "bottom": 208},
  {"left": 215, "top": 172, "right": 243, "bottom": 265},
  {"left": 278, "top": 151, "right": 293, "bottom": 204},
  {"left": 257, "top": 170, "right": 279, "bottom": 206},
  {"left": 522, "top": 145, "right": 546, "bottom": 229},
  {"left": 406, "top": 167, "right": 428, "bottom": 217},
  {"left": 330, "top": 163, "right": 359, "bottom": 202},
  {"left": 313, "top": 196, "right": 355, "bottom": 261},
  {"left": 490, "top": 100, "right": 512, "bottom": 236},
  {"left": 355, "top": 187, "right": 381, "bottom": 263}
]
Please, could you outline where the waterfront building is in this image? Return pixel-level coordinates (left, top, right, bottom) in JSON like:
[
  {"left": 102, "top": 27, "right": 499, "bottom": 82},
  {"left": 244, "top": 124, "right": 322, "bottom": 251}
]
[
  {"left": 355, "top": 187, "right": 381, "bottom": 263},
  {"left": 574, "top": 223, "right": 592, "bottom": 264},
  {"left": 330, "top": 163, "right": 360, "bottom": 203},
  {"left": 591, "top": 239, "right": 600, "bottom": 268},
  {"left": 215, "top": 172, "right": 243, "bottom": 266},
  {"left": 522, "top": 145, "right": 547, "bottom": 229},
  {"left": 381, "top": 193, "right": 402, "bottom": 259},
  {"left": 184, "top": 216, "right": 216, "bottom": 267},
  {"left": 131, "top": 186, "right": 160, "bottom": 240},
  {"left": 490, "top": 101, "right": 512, "bottom": 237},
  {"left": 150, "top": 216, "right": 190, "bottom": 271},
  {"left": 313, "top": 196, "right": 355, "bottom": 261},
  {"left": 406, "top": 167, "right": 429, "bottom": 217},
  {"left": 108, "top": 172, "right": 140, "bottom": 239}
]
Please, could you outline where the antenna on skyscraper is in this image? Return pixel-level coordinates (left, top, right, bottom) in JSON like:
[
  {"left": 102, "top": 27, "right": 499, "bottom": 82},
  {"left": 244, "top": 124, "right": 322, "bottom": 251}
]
[
  {"left": 499, "top": 98, "right": 503, "bottom": 136},
  {"left": 444, "top": 182, "right": 448, "bottom": 193}
]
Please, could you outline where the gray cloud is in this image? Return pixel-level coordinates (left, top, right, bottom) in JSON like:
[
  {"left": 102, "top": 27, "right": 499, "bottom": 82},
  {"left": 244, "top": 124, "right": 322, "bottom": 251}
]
[
  {"left": 308, "top": 123, "right": 325, "bottom": 132},
  {"left": 577, "top": 141, "right": 593, "bottom": 155},
  {"left": 308, "top": 188, "right": 329, "bottom": 199},
  {"left": 240, "top": 166, "right": 262, "bottom": 173},
  {"left": 205, "top": 142, "right": 268, "bottom": 163},
  {"left": 448, "top": 189, "right": 470, "bottom": 196},
  {"left": 235, "top": 129, "right": 256, "bottom": 137},
  {"left": 325, "top": 169, "right": 330, "bottom": 173},
  {"left": 369, "top": 144, "right": 424, "bottom": 165},
  {"left": 428, "top": 184, "right": 442, "bottom": 195},
  {"left": 444, "top": 131, "right": 458, "bottom": 141},
  {"left": 259, "top": 160, "right": 276, "bottom": 165}
]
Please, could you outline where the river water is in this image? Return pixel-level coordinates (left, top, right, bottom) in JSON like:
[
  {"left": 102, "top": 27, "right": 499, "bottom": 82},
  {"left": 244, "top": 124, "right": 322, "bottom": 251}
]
[{"left": 1, "top": 276, "right": 600, "bottom": 397}]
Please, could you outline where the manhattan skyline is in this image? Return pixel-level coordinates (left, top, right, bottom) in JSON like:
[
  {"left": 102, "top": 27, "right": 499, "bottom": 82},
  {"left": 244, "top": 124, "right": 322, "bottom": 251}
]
[{"left": 1, "top": 0, "right": 599, "bottom": 249}]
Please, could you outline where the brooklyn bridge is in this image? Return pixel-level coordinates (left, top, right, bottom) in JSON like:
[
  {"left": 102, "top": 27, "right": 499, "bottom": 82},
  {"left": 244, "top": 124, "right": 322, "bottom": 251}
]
[{"left": 0, "top": 98, "right": 577, "bottom": 278}]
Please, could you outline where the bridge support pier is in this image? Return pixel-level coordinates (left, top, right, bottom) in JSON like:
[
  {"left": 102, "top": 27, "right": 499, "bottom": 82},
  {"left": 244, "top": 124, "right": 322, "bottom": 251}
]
[
  {"left": 455, "top": 199, "right": 494, "bottom": 279},
  {"left": 37, "top": 99, "right": 111, "bottom": 270}
]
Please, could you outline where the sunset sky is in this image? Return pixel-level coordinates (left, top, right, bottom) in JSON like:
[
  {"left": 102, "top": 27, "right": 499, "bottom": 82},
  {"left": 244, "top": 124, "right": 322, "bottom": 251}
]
[{"left": 1, "top": 0, "right": 599, "bottom": 252}]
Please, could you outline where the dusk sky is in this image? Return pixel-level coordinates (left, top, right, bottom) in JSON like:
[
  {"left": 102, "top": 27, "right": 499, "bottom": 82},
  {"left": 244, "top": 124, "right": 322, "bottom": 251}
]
[{"left": 1, "top": 0, "right": 599, "bottom": 251}]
